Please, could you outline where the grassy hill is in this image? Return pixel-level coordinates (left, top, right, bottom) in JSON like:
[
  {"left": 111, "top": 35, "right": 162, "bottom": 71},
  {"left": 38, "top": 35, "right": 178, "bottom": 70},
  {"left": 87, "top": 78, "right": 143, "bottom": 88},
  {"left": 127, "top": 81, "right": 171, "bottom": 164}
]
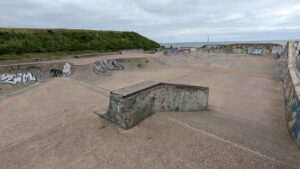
[{"left": 0, "top": 28, "right": 160, "bottom": 61}]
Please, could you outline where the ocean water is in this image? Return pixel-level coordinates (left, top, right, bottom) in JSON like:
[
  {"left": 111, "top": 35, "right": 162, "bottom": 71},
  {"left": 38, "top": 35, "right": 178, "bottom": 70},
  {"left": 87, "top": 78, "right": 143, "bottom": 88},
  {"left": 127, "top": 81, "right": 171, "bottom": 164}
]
[{"left": 161, "top": 40, "right": 288, "bottom": 48}]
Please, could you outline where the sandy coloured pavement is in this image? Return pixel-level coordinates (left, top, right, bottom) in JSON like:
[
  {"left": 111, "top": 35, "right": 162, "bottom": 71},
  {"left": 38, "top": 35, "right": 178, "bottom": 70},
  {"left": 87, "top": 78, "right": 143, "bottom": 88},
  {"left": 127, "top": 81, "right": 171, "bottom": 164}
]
[{"left": 0, "top": 52, "right": 299, "bottom": 169}]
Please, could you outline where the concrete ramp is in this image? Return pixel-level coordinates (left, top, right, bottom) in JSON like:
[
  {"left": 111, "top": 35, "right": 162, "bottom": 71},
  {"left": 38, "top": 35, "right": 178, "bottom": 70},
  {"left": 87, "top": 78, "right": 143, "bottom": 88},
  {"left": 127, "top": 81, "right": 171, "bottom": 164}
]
[
  {"left": 0, "top": 62, "right": 74, "bottom": 96},
  {"left": 98, "top": 81, "right": 208, "bottom": 129}
]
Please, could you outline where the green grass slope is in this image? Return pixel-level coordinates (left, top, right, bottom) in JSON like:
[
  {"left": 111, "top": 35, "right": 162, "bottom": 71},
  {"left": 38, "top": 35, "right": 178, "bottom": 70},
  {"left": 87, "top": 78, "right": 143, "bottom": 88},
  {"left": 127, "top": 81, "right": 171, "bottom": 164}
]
[{"left": 0, "top": 28, "right": 160, "bottom": 60}]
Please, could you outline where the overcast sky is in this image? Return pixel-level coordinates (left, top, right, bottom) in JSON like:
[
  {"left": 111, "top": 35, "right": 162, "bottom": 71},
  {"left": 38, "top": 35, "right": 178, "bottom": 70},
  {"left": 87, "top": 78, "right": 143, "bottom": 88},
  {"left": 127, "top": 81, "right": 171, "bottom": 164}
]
[{"left": 1, "top": 0, "right": 300, "bottom": 43}]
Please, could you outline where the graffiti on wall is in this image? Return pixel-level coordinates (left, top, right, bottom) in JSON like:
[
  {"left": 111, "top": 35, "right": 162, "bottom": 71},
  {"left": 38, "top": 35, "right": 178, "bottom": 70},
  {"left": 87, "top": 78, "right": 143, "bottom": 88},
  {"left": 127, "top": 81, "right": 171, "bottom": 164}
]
[
  {"left": 283, "top": 70, "right": 300, "bottom": 141},
  {"left": 201, "top": 44, "right": 280, "bottom": 55},
  {"left": 0, "top": 63, "right": 72, "bottom": 85},
  {"left": 63, "top": 63, "right": 71, "bottom": 77},
  {"left": 0, "top": 72, "right": 37, "bottom": 85},
  {"left": 50, "top": 63, "right": 72, "bottom": 78},
  {"left": 50, "top": 69, "right": 63, "bottom": 77},
  {"left": 281, "top": 42, "right": 300, "bottom": 143},
  {"left": 247, "top": 48, "right": 265, "bottom": 55},
  {"left": 94, "top": 59, "right": 124, "bottom": 75}
]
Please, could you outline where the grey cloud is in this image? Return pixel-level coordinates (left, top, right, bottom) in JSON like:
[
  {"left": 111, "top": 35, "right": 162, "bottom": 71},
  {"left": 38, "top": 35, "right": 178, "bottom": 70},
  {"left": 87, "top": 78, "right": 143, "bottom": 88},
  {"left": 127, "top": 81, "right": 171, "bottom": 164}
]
[{"left": 0, "top": 0, "right": 299, "bottom": 42}]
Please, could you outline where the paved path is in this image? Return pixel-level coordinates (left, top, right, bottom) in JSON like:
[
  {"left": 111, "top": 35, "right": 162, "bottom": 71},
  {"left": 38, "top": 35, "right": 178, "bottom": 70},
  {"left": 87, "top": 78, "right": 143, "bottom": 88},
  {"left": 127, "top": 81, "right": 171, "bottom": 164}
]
[{"left": 0, "top": 53, "right": 299, "bottom": 169}]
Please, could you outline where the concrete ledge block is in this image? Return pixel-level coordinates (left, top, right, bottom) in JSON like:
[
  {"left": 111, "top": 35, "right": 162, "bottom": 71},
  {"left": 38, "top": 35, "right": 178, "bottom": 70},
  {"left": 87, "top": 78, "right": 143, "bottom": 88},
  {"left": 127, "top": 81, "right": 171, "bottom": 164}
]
[{"left": 98, "top": 81, "right": 209, "bottom": 129}]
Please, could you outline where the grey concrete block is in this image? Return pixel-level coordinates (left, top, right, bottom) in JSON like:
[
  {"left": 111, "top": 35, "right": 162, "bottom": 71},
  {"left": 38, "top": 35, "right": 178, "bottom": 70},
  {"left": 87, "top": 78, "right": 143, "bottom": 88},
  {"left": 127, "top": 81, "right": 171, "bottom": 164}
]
[{"left": 98, "top": 81, "right": 209, "bottom": 129}]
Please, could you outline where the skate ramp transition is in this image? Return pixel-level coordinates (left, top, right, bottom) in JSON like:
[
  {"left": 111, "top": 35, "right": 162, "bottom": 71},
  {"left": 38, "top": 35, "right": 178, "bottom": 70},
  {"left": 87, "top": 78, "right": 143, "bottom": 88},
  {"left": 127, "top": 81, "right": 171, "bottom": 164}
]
[
  {"left": 0, "top": 62, "right": 74, "bottom": 95},
  {"left": 98, "top": 81, "right": 209, "bottom": 129},
  {"left": 0, "top": 62, "right": 74, "bottom": 83},
  {"left": 281, "top": 41, "right": 300, "bottom": 144},
  {"left": 92, "top": 57, "right": 149, "bottom": 76}
]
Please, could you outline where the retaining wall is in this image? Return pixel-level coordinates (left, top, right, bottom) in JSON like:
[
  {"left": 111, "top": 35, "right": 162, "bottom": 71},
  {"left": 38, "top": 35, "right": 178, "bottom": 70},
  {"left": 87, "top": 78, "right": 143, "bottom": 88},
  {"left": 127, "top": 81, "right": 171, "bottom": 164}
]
[
  {"left": 100, "top": 81, "right": 209, "bottom": 129},
  {"left": 201, "top": 43, "right": 283, "bottom": 55},
  {"left": 281, "top": 41, "right": 300, "bottom": 144},
  {"left": 0, "top": 62, "right": 74, "bottom": 85}
]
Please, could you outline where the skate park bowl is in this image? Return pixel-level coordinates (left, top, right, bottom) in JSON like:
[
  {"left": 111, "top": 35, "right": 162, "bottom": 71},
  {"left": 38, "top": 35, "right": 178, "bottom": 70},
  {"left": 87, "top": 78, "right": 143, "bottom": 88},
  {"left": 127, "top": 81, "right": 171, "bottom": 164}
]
[
  {"left": 97, "top": 81, "right": 209, "bottom": 129},
  {"left": 3, "top": 42, "right": 300, "bottom": 169}
]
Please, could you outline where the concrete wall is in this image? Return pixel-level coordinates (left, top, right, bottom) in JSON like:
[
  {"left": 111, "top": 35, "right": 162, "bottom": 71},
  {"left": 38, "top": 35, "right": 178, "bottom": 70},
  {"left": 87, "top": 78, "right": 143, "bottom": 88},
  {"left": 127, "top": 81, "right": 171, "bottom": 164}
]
[
  {"left": 201, "top": 43, "right": 283, "bottom": 55},
  {"left": 281, "top": 41, "right": 300, "bottom": 144},
  {"left": 116, "top": 57, "right": 149, "bottom": 70},
  {"left": 100, "top": 81, "right": 209, "bottom": 129},
  {"left": 92, "top": 58, "right": 149, "bottom": 76},
  {"left": 0, "top": 62, "right": 74, "bottom": 85}
]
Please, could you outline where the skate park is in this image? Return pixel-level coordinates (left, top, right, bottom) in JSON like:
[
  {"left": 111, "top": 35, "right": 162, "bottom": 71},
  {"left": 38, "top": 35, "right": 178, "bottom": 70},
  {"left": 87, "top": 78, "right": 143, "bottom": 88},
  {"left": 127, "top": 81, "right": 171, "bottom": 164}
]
[{"left": 0, "top": 42, "right": 300, "bottom": 169}]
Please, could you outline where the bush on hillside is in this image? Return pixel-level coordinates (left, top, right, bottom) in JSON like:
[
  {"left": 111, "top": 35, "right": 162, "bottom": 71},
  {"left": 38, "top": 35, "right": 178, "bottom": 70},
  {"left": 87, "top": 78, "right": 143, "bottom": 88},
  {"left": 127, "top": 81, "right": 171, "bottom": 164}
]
[{"left": 0, "top": 29, "right": 160, "bottom": 56}]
